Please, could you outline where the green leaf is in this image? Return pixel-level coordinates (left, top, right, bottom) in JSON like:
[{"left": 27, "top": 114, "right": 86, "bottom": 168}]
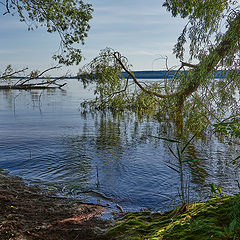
[
  {"left": 210, "top": 183, "right": 217, "bottom": 195},
  {"left": 181, "top": 133, "right": 198, "bottom": 154},
  {"left": 182, "top": 158, "right": 206, "bottom": 163},
  {"left": 168, "top": 146, "right": 178, "bottom": 160},
  {"left": 217, "top": 185, "right": 222, "bottom": 196},
  {"left": 216, "top": 231, "right": 226, "bottom": 237},
  {"left": 149, "top": 135, "right": 181, "bottom": 143},
  {"left": 229, "top": 219, "right": 238, "bottom": 233},
  {"left": 166, "top": 164, "right": 180, "bottom": 173},
  {"left": 232, "top": 156, "right": 240, "bottom": 164}
]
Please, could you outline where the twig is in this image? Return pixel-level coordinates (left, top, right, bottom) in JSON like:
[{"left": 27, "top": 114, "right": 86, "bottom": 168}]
[
  {"left": 180, "top": 61, "right": 197, "bottom": 68},
  {"left": 17, "top": 65, "right": 61, "bottom": 86},
  {"left": 1, "top": 67, "right": 28, "bottom": 79},
  {"left": 3, "top": 0, "right": 10, "bottom": 15}
]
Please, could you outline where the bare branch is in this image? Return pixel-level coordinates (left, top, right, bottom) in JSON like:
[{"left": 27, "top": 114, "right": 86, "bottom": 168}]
[
  {"left": 3, "top": 0, "right": 10, "bottom": 15},
  {"left": 16, "top": 65, "right": 62, "bottom": 86},
  {"left": 0, "top": 65, "right": 67, "bottom": 90},
  {"left": 180, "top": 61, "right": 197, "bottom": 68},
  {"left": 0, "top": 67, "right": 28, "bottom": 79}
]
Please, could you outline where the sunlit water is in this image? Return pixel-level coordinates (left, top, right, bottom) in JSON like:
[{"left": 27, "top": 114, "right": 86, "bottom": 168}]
[{"left": 0, "top": 79, "right": 240, "bottom": 212}]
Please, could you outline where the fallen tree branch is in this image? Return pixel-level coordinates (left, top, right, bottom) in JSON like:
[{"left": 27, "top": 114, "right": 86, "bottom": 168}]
[
  {"left": 0, "top": 67, "right": 28, "bottom": 79},
  {"left": 0, "top": 65, "right": 67, "bottom": 90},
  {"left": 14, "top": 65, "right": 62, "bottom": 86},
  {"left": 0, "top": 81, "right": 66, "bottom": 90}
]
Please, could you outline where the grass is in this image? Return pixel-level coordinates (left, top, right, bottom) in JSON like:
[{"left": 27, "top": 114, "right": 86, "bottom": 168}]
[{"left": 103, "top": 195, "right": 240, "bottom": 240}]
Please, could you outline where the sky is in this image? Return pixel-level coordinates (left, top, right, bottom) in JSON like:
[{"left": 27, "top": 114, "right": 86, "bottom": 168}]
[{"left": 0, "top": 0, "right": 188, "bottom": 76}]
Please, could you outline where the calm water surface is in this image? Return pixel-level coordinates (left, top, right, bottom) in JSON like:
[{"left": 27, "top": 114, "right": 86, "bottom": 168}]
[{"left": 0, "top": 79, "right": 239, "bottom": 211}]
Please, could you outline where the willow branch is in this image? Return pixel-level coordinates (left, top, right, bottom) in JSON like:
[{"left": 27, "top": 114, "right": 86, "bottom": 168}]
[
  {"left": 113, "top": 52, "right": 181, "bottom": 99},
  {"left": 107, "top": 75, "right": 131, "bottom": 98},
  {"left": 191, "top": 94, "right": 220, "bottom": 122},
  {"left": 114, "top": 12, "right": 240, "bottom": 106},
  {"left": 180, "top": 61, "right": 197, "bottom": 68}
]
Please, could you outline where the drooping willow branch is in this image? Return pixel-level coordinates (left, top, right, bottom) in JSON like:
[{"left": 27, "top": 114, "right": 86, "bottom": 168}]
[
  {"left": 1, "top": 0, "right": 93, "bottom": 65},
  {"left": 113, "top": 12, "right": 240, "bottom": 113},
  {"left": 113, "top": 51, "right": 182, "bottom": 99},
  {"left": 107, "top": 74, "right": 130, "bottom": 98}
]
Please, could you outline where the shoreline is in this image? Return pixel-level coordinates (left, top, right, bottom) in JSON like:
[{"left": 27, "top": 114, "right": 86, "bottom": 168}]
[
  {"left": 1, "top": 170, "right": 239, "bottom": 239},
  {"left": 0, "top": 171, "right": 115, "bottom": 240}
]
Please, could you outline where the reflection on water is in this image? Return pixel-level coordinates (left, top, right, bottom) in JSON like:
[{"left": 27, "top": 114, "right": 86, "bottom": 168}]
[{"left": 0, "top": 79, "right": 240, "bottom": 211}]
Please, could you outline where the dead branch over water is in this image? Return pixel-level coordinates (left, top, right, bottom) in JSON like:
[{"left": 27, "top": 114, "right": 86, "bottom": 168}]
[{"left": 0, "top": 65, "right": 67, "bottom": 90}]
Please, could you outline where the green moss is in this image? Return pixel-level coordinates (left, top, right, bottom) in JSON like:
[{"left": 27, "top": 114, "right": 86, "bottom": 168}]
[{"left": 104, "top": 196, "right": 240, "bottom": 240}]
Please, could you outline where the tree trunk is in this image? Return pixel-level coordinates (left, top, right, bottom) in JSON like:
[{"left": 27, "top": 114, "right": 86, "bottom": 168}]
[{"left": 176, "top": 14, "right": 240, "bottom": 116}]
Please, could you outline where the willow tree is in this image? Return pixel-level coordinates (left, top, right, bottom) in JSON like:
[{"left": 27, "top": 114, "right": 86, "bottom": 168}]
[
  {"left": 79, "top": 1, "right": 240, "bottom": 134},
  {"left": 1, "top": 0, "right": 93, "bottom": 65}
]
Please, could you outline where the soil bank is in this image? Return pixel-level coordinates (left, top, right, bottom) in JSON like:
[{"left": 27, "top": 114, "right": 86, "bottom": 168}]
[{"left": 0, "top": 171, "right": 114, "bottom": 240}]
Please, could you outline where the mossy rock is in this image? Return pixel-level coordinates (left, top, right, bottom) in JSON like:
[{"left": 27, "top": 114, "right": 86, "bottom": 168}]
[{"left": 104, "top": 196, "right": 240, "bottom": 239}]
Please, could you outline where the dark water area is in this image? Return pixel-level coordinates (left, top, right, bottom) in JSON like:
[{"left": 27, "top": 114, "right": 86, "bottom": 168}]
[{"left": 0, "top": 79, "right": 240, "bottom": 212}]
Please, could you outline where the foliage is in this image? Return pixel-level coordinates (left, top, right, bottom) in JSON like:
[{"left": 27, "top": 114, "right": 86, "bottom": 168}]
[
  {"left": 79, "top": 46, "right": 240, "bottom": 136},
  {"left": 209, "top": 183, "right": 224, "bottom": 198},
  {"left": 214, "top": 118, "right": 240, "bottom": 140},
  {"left": 1, "top": 0, "right": 93, "bottom": 65},
  {"left": 80, "top": 48, "right": 169, "bottom": 118},
  {"left": 79, "top": 49, "right": 167, "bottom": 115},
  {"left": 77, "top": 0, "right": 240, "bottom": 137},
  {"left": 163, "top": 0, "right": 237, "bottom": 60},
  {"left": 79, "top": 48, "right": 132, "bottom": 112},
  {"left": 227, "top": 195, "right": 240, "bottom": 238},
  {"left": 213, "top": 118, "right": 240, "bottom": 169}
]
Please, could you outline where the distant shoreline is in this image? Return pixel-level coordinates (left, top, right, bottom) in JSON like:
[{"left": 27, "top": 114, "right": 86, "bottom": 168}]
[
  {"left": 121, "top": 70, "right": 230, "bottom": 79},
  {"left": 6, "top": 70, "right": 231, "bottom": 80}
]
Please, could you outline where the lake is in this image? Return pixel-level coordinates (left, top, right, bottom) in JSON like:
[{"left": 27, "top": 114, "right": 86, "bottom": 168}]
[{"left": 0, "top": 79, "right": 239, "bottom": 212}]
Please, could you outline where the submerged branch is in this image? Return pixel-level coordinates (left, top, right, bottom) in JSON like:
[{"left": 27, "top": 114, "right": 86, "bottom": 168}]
[{"left": 0, "top": 82, "right": 66, "bottom": 90}]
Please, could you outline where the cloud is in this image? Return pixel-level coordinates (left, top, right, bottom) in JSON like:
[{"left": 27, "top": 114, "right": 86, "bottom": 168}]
[{"left": 90, "top": 4, "right": 184, "bottom": 27}]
